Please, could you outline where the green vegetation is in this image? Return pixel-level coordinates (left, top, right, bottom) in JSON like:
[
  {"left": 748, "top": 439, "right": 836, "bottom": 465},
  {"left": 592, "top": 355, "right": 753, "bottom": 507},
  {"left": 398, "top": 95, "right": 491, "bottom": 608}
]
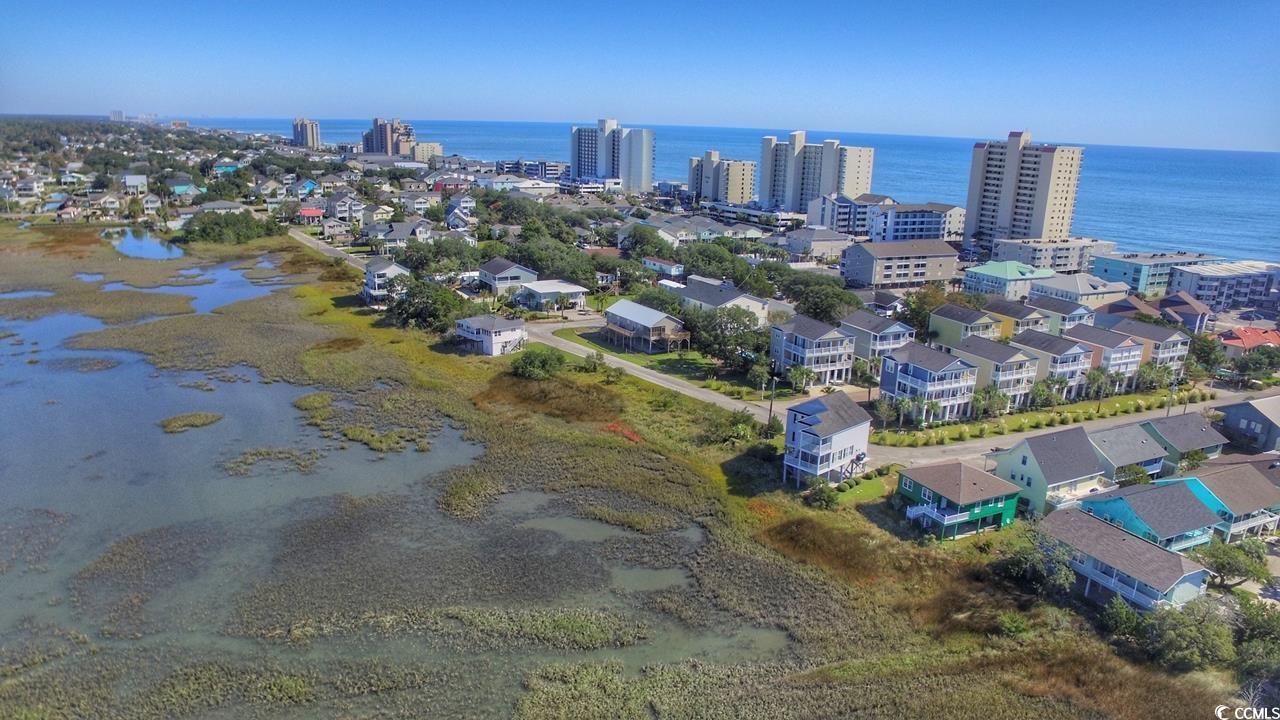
[
  {"left": 871, "top": 389, "right": 1215, "bottom": 445},
  {"left": 179, "top": 212, "right": 284, "bottom": 244},
  {"left": 158, "top": 412, "right": 223, "bottom": 433},
  {"left": 0, "top": 215, "right": 1248, "bottom": 717},
  {"left": 510, "top": 345, "right": 566, "bottom": 380}
]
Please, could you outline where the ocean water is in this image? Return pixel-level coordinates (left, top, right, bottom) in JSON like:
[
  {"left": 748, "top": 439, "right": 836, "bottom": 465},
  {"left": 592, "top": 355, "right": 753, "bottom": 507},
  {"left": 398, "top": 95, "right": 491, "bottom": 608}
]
[{"left": 181, "top": 117, "right": 1280, "bottom": 262}]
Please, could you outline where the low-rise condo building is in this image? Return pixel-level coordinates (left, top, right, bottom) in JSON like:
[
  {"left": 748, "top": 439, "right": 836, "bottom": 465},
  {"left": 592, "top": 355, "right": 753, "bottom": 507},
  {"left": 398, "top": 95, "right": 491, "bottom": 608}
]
[
  {"left": 840, "top": 239, "right": 958, "bottom": 290},
  {"left": 1029, "top": 273, "right": 1129, "bottom": 308},
  {"left": 962, "top": 261, "right": 1056, "bottom": 300},
  {"left": 864, "top": 202, "right": 964, "bottom": 243},
  {"left": 991, "top": 236, "right": 1115, "bottom": 274},
  {"left": 1090, "top": 250, "right": 1224, "bottom": 296},
  {"left": 1168, "top": 260, "right": 1276, "bottom": 310}
]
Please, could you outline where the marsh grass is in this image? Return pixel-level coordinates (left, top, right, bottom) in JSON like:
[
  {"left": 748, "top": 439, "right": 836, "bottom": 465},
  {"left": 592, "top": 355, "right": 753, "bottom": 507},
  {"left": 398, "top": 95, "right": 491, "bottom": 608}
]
[
  {"left": 159, "top": 412, "right": 223, "bottom": 433},
  {"left": 223, "top": 448, "right": 321, "bottom": 476},
  {"left": 2, "top": 220, "right": 1236, "bottom": 718}
]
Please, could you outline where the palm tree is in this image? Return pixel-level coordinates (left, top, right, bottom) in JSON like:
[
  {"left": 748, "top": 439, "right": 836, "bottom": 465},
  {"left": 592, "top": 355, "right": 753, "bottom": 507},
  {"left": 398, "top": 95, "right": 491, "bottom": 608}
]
[
  {"left": 787, "top": 364, "right": 816, "bottom": 393},
  {"left": 894, "top": 396, "right": 913, "bottom": 430},
  {"left": 924, "top": 400, "right": 943, "bottom": 427},
  {"left": 1109, "top": 370, "right": 1128, "bottom": 395}
]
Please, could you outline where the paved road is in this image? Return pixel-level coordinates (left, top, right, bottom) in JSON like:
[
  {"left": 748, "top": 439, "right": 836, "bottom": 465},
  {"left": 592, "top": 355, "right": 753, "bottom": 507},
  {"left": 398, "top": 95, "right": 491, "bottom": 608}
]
[
  {"left": 285, "top": 226, "right": 366, "bottom": 271},
  {"left": 527, "top": 317, "right": 776, "bottom": 423}
]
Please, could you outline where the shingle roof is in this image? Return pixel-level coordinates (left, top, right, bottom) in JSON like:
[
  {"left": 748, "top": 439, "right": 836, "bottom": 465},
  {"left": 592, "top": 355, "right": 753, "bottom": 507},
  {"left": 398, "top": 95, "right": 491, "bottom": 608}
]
[
  {"left": 674, "top": 280, "right": 762, "bottom": 308},
  {"left": 1142, "top": 414, "right": 1227, "bottom": 453},
  {"left": 789, "top": 392, "right": 871, "bottom": 438},
  {"left": 1219, "top": 395, "right": 1280, "bottom": 428},
  {"left": 1011, "top": 329, "right": 1088, "bottom": 357},
  {"left": 1086, "top": 482, "right": 1221, "bottom": 538},
  {"left": 1025, "top": 295, "right": 1092, "bottom": 317},
  {"left": 1063, "top": 323, "right": 1136, "bottom": 350},
  {"left": 1160, "top": 291, "right": 1211, "bottom": 316},
  {"left": 777, "top": 314, "right": 846, "bottom": 341},
  {"left": 1108, "top": 317, "right": 1188, "bottom": 343},
  {"left": 1022, "top": 427, "right": 1105, "bottom": 486},
  {"left": 902, "top": 461, "right": 1020, "bottom": 504},
  {"left": 1040, "top": 509, "right": 1207, "bottom": 593},
  {"left": 984, "top": 297, "right": 1041, "bottom": 321},
  {"left": 952, "top": 334, "right": 1029, "bottom": 363},
  {"left": 1088, "top": 424, "right": 1167, "bottom": 468},
  {"left": 365, "top": 257, "right": 405, "bottom": 273},
  {"left": 887, "top": 342, "right": 971, "bottom": 373},
  {"left": 840, "top": 309, "right": 907, "bottom": 334},
  {"left": 460, "top": 314, "right": 524, "bottom": 332},
  {"left": 932, "top": 303, "right": 992, "bottom": 325},
  {"left": 480, "top": 257, "right": 529, "bottom": 276},
  {"left": 1192, "top": 464, "right": 1280, "bottom": 515}
]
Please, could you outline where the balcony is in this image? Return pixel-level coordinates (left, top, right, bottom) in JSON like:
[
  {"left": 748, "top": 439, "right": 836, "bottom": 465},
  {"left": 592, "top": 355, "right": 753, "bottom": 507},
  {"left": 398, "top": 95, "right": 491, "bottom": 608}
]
[
  {"left": 1221, "top": 510, "right": 1279, "bottom": 537},
  {"left": 906, "top": 503, "right": 970, "bottom": 525},
  {"left": 1070, "top": 560, "right": 1167, "bottom": 610}
]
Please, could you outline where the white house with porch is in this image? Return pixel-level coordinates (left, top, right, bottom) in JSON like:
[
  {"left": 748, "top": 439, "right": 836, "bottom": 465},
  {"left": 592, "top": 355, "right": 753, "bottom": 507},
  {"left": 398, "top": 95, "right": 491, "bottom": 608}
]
[
  {"left": 455, "top": 315, "right": 527, "bottom": 356},
  {"left": 361, "top": 258, "right": 411, "bottom": 305},
  {"left": 516, "top": 280, "right": 589, "bottom": 310}
]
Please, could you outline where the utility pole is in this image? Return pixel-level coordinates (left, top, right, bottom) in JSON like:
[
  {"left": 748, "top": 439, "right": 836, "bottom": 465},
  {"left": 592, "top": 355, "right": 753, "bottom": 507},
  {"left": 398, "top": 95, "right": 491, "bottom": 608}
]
[
  {"left": 767, "top": 375, "right": 778, "bottom": 428},
  {"left": 1166, "top": 379, "right": 1178, "bottom": 417}
]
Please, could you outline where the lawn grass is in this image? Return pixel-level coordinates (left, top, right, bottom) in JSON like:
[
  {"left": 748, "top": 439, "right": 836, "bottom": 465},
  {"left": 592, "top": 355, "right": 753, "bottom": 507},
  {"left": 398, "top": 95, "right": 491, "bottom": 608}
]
[
  {"left": 870, "top": 388, "right": 1218, "bottom": 446},
  {"left": 553, "top": 327, "right": 797, "bottom": 403},
  {"left": 835, "top": 476, "right": 889, "bottom": 506}
]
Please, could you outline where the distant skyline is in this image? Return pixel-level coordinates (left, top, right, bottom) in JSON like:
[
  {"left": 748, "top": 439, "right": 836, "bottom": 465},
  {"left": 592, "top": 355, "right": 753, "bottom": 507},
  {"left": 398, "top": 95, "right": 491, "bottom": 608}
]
[{"left": 2, "top": 0, "right": 1277, "bottom": 152}]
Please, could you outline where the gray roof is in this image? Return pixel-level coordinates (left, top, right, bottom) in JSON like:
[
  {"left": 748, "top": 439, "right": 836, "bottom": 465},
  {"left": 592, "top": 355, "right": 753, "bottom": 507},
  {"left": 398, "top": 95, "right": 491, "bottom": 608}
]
[
  {"left": 887, "top": 342, "right": 972, "bottom": 373},
  {"left": 952, "top": 334, "right": 1028, "bottom": 363},
  {"left": 461, "top": 314, "right": 524, "bottom": 332},
  {"left": 1142, "top": 414, "right": 1228, "bottom": 453},
  {"left": 1088, "top": 424, "right": 1167, "bottom": 468},
  {"left": 674, "top": 280, "right": 762, "bottom": 308},
  {"left": 902, "top": 461, "right": 1020, "bottom": 504},
  {"left": 1108, "top": 317, "right": 1188, "bottom": 343},
  {"left": 1040, "top": 509, "right": 1207, "bottom": 592},
  {"left": 984, "top": 297, "right": 1040, "bottom": 321},
  {"left": 1086, "top": 482, "right": 1220, "bottom": 538},
  {"left": 1218, "top": 395, "right": 1280, "bottom": 428},
  {"left": 1025, "top": 295, "right": 1092, "bottom": 317},
  {"left": 480, "top": 257, "right": 531, "bottom": 276},
  {"left": 1063, "top": 323, "right": 1136, "bottom": 350},
  {"left": 840, "top": 309, "right": 907, "bottom": 334},
  {"left": 1022, "top": 427, "right": 1105, "bottom": 486},
  {"left": 854, "top": 239, "right": 957, "bottom": 258},
  {"left": 777, "top": 314, "right": 845, "bottom": 342},
  {"left": 886, "top": 202, "right": 960, "bottom": 214},
  {"left": 1192, "top": 464, "right": 1280, "bottom": 515},
  {"left": 932, "top": 303, "right": 992, "bottom": 325},
  {"left": 366, "top": 257, "right": 405, "bottom": 273},
  {"left": 1011, "top": 329, "right": 1088, "bottom": 357},
  {"left": 789, "top": 392, "right": 871, "bottom": 438},
  {"left": 853, "top": 193, "right": 895, "bottom": 204}
]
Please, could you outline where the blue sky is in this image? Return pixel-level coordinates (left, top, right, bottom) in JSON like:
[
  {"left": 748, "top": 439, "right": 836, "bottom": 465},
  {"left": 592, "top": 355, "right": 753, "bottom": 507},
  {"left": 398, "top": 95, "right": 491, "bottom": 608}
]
[{"left": 2, "top": 0, "right": 1277, "bottom": 151}]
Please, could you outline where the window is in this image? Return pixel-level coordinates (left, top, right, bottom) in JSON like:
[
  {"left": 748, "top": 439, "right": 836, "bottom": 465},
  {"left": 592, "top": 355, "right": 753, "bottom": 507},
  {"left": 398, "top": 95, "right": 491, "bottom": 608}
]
[
  {"left": 920, "top": 488, "right": 934, "bottom": 501},
  {"left": 1020, "top": 455, "right": 1028, "bottom": 466},
  {"left": 901, "top": 477, "right": 914, "bottom": 491}
]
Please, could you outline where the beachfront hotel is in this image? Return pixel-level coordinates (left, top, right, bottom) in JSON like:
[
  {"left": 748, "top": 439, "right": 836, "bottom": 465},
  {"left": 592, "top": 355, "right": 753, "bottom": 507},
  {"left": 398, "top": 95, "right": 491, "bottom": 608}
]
[
  {"left": 568, "top": 118, "right": 654, "bottom": 193},
  {"left": 759, "top": 131, "right": 874, "bottom": 212},
  {"left": 963, "top": 131, "right": 1083, "bottom": 254},
  {"left": 687, "top": 150, "right": 756, "bottom": 205}
]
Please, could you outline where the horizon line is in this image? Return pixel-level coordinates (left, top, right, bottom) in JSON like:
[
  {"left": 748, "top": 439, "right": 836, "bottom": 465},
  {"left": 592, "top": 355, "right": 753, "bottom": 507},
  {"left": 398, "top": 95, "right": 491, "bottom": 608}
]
[{"left": 1, "top": 112, "right": 1277, "bottom": 155}]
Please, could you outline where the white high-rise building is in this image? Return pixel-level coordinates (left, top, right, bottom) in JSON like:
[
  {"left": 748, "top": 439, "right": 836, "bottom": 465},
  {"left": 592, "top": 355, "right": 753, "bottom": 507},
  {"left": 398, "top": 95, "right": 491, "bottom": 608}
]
[
  {"left": 688, "top": 150, "right": 756, "bottom": 205},
  {"left": 569, "top": 118, "right": 654, "bottom": 193},
  {"left": 759, "top": 131, "right": 874, "bottom": 212},
  {"left": 963, "top": 131, "right": 1083, "bottom": 254}
]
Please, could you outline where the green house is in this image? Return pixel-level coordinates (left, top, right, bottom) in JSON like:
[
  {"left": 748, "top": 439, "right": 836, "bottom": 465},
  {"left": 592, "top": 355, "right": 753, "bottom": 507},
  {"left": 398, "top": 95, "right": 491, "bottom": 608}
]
[{"left": 897, "top": 461, "right": 1021, "bottom": 540}]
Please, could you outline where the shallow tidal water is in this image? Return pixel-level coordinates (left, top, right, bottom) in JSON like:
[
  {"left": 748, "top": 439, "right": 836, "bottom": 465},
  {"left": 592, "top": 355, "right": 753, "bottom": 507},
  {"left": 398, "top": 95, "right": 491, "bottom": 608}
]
[{"left": 0, "top": 252, "right": 790, "bottom": 715}]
